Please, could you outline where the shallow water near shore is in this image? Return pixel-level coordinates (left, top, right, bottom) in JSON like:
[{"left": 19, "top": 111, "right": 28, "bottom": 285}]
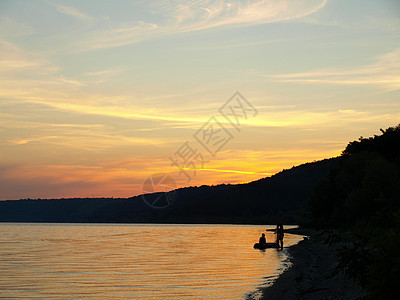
[{"left": 0, "top": 223, "right": 303, "bottom": 299}]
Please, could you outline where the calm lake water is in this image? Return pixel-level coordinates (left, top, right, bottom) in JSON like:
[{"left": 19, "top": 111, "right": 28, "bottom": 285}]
[{"left": 0, "top": 223, "right": 303, "bottom": 299}]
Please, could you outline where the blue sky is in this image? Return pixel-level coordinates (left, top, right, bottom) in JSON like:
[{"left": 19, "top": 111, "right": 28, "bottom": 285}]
[{"left": 0, "top": 0, "right": 399, "bottom": 199}]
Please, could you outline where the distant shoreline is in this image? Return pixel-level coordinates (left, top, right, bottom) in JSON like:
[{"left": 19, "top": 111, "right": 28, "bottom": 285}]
[{"left": 0, "top": 221, "right": 301, "bottom": 226}]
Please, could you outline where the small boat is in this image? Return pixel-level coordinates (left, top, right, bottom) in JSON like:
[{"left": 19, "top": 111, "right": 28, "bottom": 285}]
[{"left": 253, "top": 242, "right": 279, "bottom": 249}]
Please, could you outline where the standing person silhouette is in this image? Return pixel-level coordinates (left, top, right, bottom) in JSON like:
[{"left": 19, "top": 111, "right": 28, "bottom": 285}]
[{"left": 277, "top": 224, "right": 284, "bottom": 249}]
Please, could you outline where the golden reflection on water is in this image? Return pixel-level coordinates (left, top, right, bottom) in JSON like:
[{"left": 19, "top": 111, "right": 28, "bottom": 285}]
[{"left": 0, "top": 223, "right": 303, "bottom": 299}]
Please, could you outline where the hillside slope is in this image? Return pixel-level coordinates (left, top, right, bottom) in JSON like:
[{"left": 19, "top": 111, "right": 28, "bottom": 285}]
[{"left": 0, "top": 157, "right": 339, "bottom": 224}]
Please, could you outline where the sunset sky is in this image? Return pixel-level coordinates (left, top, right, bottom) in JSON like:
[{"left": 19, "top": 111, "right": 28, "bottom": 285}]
[{"left": 0, "top": 0, "right": 399, "bottom": 200}]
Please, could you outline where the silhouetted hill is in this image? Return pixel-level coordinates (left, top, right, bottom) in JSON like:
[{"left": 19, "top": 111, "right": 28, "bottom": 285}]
[{"left": 0, "top": 157, "right": 339, "bottom": 224}]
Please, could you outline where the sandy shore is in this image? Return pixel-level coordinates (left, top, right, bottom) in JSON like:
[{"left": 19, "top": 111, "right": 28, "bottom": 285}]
[{"left": 249, "top": 229, "right": 365, "bottom": 300}]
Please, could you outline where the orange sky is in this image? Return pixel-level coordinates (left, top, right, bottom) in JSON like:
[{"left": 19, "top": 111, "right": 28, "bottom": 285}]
[{"left": 0, "top": 0, "right": 399, "bottom": 199}]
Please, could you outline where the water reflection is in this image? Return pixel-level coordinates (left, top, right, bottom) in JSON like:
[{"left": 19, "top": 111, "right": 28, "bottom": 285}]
[{"left": 0, "top": 223, "right": 303, "bottom": 299}]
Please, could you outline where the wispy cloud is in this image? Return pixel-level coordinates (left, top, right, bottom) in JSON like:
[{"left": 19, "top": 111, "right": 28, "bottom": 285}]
[
  {"left": 182, "top": 167, "right": 273, "bottom": 176},
  {"left": 78, "top": 0, "right": 327, "bottom": 51},
  {"left": 0, "top": 39, "right": 396, "bottom": 132},
  {"left": 4, "top": 121, "right": 173, "bottom": 149},
  {"left": 0, "top": 39, "right": 56, "bottom": 74},
  {"left": 46, "top": 1, "right": 93, "bottom": 22},
  {"left": 83, "top": 68, "right": 124, "bottom": 77},
  {"left": 12, "top": 94, "right": 398, "bottom": 130},
  {"left": 150, "top": 0, "right": 327, "bottom": 29},
  {"left": 269, "top": 48, "right": 400, "bottom": 91},
  {"left": 80, "top": 21, "right": 159, "bottom": 50},
  {"left": 0, "top": 17, "right": 34, "bottom": 37}
]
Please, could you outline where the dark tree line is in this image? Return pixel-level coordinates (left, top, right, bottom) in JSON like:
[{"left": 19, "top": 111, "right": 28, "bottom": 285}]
[{"left": 310, "top": 124, "right": 400, "bottom": 299}]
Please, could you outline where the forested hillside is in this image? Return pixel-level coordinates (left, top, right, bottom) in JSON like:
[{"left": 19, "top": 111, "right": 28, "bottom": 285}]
[
  {"left": 0, "top": 157, "right": 338, "bottom": 224},
  {"left": 310, "top": 124, "right": 400, "bottom": 299}
]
